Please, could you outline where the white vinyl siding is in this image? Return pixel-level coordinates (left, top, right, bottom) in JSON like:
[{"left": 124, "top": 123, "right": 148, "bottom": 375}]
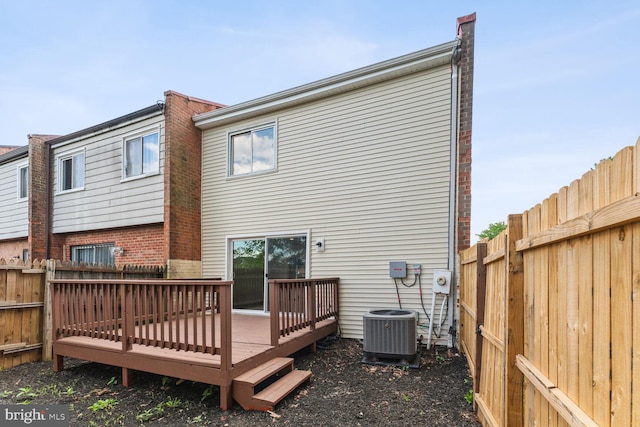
[
  {"left": 0, "top": 158, "right": 28, "bottom": 239},
  {"left": 201, "top": 65, "right": 452, "bottom": 339},
  {"left": 52, "top": 115, "right": 165, "bottom": 233}
]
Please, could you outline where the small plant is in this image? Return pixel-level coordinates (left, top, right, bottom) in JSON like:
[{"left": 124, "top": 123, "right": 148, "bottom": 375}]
[
  {"left": 88, "top": 398, "right": 118, "bottom": 412},
  {"left": 107, "top": 376, "right": 118, "bottom": 386},
  {"left": 401, "top": 393, "right": 410, "bottom": 402},
  {"left": 16, "top": 386, "right": 38, "bottom": 400},
  {"left": 435, "top": 354, "right": 445, "bottom": 363},
  {"left": 164, "top": 397, "right": 182, "bottom": 408},
  {"left": 188, "top": 414, "right": 204, "bottom": 424},
  {"left": 161, "top": 377, "right": 171, "bottom": 387},
  {"left": 62, "top": 386, "right": 76, "bottom": 396},
  {"left": 1, "top": 390, "right": 12, "bottom": 398},
  {"left": 200, "top": 385, "right": 214, "bottom": 402},
  {"left": 465, "top": 389, "right": 474, "bottom": 405},
  {"left": 136, "top": 409, "right": 155, "bottom": 423}
]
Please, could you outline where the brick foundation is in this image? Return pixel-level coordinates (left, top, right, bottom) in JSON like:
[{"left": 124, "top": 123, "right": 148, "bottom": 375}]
[
  {"left": 52, "top": 224, "right": 165, "bottom": 267},
  {"left": 0, "top": 239, "right": 28, "bottom": 261}
]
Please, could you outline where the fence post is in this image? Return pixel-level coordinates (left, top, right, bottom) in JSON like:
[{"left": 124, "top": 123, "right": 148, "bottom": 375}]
[
  {"left": 42, "top": 259, "right": 56, "bottom": 361},
  {"left": 505, "top": 214, "right": 524, "bottom": 427},
  {"left": 473, "top": 242, "right": 487, "bottom": 408}
]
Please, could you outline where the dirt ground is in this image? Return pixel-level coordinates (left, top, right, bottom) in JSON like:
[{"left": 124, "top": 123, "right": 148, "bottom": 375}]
[{"left": 0, "top": 338, "right": 480, "bottom": 426}]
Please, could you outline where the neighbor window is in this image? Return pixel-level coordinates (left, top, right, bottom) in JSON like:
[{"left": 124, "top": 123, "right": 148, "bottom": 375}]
[
  {"left": 229, "top": 124, "right": 276, "bottom": 176},
  {"left": 58, "top": 150, "right": 85, "bottom": 192},
  {"left": 124, "top": 130, "right": 159, "bottom": 178},
  {"left": 17, "top": 164, "right": 28, "bottom": 200},
  {"left": 71, "top": 243, "right": 115, "bottom": 266}
]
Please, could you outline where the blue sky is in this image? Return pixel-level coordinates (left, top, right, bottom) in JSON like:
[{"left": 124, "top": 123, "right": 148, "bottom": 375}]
[{"left": 1, "top": 1, "right": 638, "bottom": 239}]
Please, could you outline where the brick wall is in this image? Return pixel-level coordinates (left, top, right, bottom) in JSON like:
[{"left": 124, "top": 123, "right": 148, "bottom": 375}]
[
  {"left": 163, "top": 91, "right": 224, "bottom": 262},
  {"left": 0, "top": 239, "right": 28, "bottom": 261},
  {"left": 28, "top": 134, "right": 58, "bottom": 260},
  {"left": 53, "top": 223, "right": 165, "bottom": 267},
  {"left": 456, "top": 13, "right": 476, "bottom": 252}
]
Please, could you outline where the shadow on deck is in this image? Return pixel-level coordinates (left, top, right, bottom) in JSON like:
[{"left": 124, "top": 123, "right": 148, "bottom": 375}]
[{"left": 50, "top": 278, "right": 339, "bottom": 410}]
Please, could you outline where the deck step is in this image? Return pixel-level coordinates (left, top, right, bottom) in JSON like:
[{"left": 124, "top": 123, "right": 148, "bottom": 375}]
[
  {"left": 233, "top": 357, "right": 311, "bottom": 411},
  {"left": 235, "top": 357, "right": 294, "bottom": 386}
]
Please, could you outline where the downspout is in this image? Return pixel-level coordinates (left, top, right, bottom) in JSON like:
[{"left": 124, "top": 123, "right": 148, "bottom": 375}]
[
  {"left": 446, "top": 42, "right": 461, "bottom": 348},
  {"left": 45, "top": 145, "right": 51, "bottom": 259}
]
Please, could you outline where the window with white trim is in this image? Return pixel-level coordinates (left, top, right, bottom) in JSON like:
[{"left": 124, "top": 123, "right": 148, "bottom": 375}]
[
  {"left": 229, "top": 124, "right": 276, "bottom": 176},
  {"left": 124, "top": 130, "right": 159, "bottom": 178},
  {"left": 71, "top": 243, "right": 115, "bottom": 266},
  {"left": 17, "top": 164, "right": 28, "bottom": 200},
  {"left": 58, "top": 150, "right": 85, "bottom": 192}
]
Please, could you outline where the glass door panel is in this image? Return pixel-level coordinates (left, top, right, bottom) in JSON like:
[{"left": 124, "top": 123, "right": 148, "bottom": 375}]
[
  {"left": 232, "top": 235, "right": 307, "bottom": 312},
  {"left": 267, "top": 236, "right": 307, "bottom": 280},
  {"left": 232, "top": 239, "right": 265, "bottom": 310}
]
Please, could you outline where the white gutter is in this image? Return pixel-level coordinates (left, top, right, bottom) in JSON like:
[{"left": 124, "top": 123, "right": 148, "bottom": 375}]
[{"left": 194, "top": 40, "right": 459, "bottom": 129}]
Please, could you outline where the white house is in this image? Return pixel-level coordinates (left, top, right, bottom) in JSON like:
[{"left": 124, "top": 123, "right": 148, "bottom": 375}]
[{"left": 194, "top": 14, "right": 475, "bottom": 344}]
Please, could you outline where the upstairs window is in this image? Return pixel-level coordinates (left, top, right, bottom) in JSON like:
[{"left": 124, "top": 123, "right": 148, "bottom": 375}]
[
  {"left": 229, "top": 124, "right": 276, "bottom": 177},
  {"left": 58, "top": 150, "right": 85, "bottom": 192},
  {"left": 71, "top": 243, "right": 115, "bottom": 266},
  {"left": 124, "top": 130, "right": 159, "bottom": 178},
  {"left": 17, "top": 164, "right": 28, "bottom": 200}
]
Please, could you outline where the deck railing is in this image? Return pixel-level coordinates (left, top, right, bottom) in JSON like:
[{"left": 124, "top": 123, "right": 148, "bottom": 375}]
[
  {"left": 50, "top": 279, "right": 233, "bottom": 369},
  {"left": 269, "top": 278, "right": 339, "bottom": 346}
]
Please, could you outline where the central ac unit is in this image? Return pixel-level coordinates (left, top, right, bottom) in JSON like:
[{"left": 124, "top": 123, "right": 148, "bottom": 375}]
[{"left": 362, "top": 309, "right": 417, "bottom": 365}]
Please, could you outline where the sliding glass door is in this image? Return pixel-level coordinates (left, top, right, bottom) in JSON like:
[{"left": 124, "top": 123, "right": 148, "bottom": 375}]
[{"left": 231, "top": 235, "right": 307, "bottom": 311}]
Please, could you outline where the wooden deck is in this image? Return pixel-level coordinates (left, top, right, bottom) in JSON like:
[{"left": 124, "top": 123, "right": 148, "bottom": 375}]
[{"left": 50, "top": 278, "right": 339, "bottom": 410}]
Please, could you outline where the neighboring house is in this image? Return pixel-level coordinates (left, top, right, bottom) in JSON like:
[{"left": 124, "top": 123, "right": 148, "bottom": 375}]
[
  {"left": 0, "top": 145, "right": 31, "bottom": 260},
  {"left": 194, "top": 14, "right": 475, "bottom": 341},
  {"left": 0, "top": 91, "right": 223, "bottom": 277}
]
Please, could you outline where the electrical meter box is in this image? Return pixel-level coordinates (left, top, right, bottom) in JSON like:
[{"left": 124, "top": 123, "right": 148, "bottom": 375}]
[
  {"left": 389, "top": 261, "right": 406, "bottom": 278},
  {"left": 433, "top": 269, "right": 452, "bottom": 294}
]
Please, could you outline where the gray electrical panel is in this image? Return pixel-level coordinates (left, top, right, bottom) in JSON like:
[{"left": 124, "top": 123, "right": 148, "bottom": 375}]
[{"left": 389, "top": 261, "right": 406, "bottom": 278}]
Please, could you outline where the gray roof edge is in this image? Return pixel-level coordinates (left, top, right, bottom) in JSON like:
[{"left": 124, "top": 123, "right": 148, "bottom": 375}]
[
  {"left": 0, "top": 145, "right": 29, "bottom": 165},
  {"left": 47, "top": 103, "right": 165, "bottom": 146},
  {"left": 194, "top": 39, "right": 459, "bottom": 127}
]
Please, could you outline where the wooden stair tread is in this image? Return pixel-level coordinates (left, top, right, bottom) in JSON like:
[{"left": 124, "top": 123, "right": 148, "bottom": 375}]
[
  {"left": 252, "top": 369, "right": 312, "bottom": 404},
  {"left": 234, "top": 357, "right": 293, "bottom": 385}
]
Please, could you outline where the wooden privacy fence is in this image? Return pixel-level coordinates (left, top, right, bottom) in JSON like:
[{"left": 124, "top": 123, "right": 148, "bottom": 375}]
[
  {"left": 459, "top": 139, "right": 640, "bottom": 427},
  {"left": 0, "top": 258, "right": 46, "bottom": 369},
  {"left": 0, "top": 259, "right": 165, "bottom": 369}
]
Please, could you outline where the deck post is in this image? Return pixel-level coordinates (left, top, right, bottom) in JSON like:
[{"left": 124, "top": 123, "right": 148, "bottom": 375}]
[
  {"left": 219, "top": 284, "right": 232, "bottom": 371},
  {"left": 220, "top": 384, "right": 233, "bottom": 410},
  {"left": 269, "top": 280, "right": 280, "bottom": 346},
  {"left": 123, "top": 283, "right": 134, "bottom": 352},
  {"left": 122, "top": 367, "right": 133, "bottom": 387},
  {"left": 308, "top": 281, "right": 316, "bottom": 331}
]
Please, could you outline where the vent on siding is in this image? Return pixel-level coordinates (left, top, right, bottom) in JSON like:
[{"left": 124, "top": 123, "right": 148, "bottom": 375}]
[{"left": 362, "top": 309, "right": 417, "bottom": 364}]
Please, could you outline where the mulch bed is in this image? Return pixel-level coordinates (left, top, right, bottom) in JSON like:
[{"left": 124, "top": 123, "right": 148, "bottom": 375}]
[{"left": 0, "top": 338, "right": 480, "bottom": 426}]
